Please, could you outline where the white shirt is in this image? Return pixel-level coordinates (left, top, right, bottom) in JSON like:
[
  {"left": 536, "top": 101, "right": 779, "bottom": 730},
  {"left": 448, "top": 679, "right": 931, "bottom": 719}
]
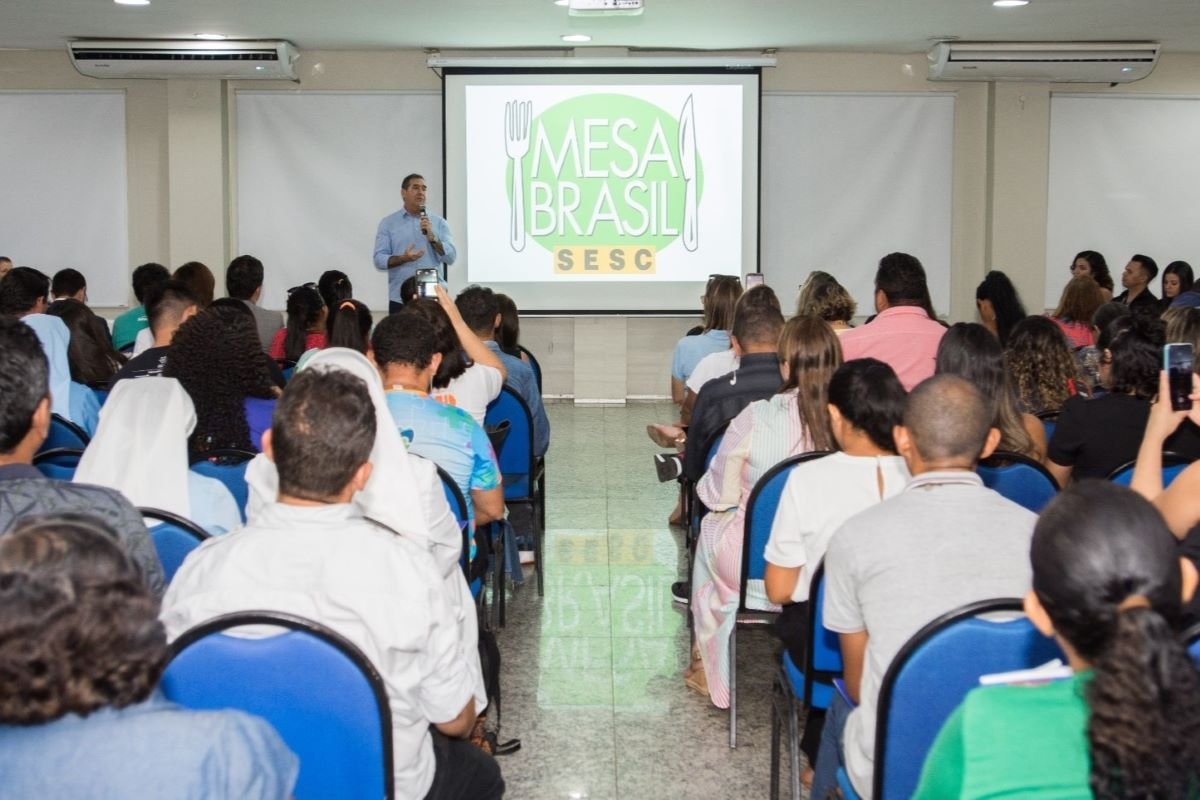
[
  {"left": 132, "top": 326, "right": 154, "bottom": 356},
  {"left": 764, "top": 452, "right": 909, "bottom": 603},
  {"left": 433, "top": 363, "right": 502, "bottom": 426},
  {"left": 160, "top": 501, "right": 479, "bottom": 800},
  {"left": 685, "top": 348, "right": 739, "bottom": 394}
]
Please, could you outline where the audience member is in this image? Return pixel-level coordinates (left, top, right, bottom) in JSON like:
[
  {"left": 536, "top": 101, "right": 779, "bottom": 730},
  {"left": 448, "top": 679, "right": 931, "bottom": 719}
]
[
  {"left": 0, "top": 265, "right": 50, "bottom": 316},
  {"left": 46, "top": 298, "right": 125, "bottom": 388},
  {"left": 225, "top": 254, "right": 284, "bottom": 352},
  {"left": 50, "top": 268, "right": 87, "bottom": 303},
  {"left": 1048, "top": 314, "right": 1200, "bottom": 484},
  {"left": 1164, "top": 305, "right": 1200, "bottom": 354},
  {"left": 936, "top": 322, "right": 1045, "bottom": 461},
  {"left": 914, "top": 481, "right": 1200, "bottom": 798},
  {"left": 162, "top": 368, "right": 503, "bottom": 800},
  {"left": 763, "top": 358, "right": 910, "bottom": 774},
  {"left": 269, "top": 284, "right": 326, "bottom": 364},
  {"left": 317, "top": 269, "right": 354, "bottom": 311},
  {"left": 0, "top": 516, "right": 297, "bottom": 797},
  {"left": 802, "top": 275, "right": 857, "bottom": 333},
  {"left": 173, "top": 261, "right": 215, "bottom": 308},
  {"left": 164, "top": 309, "right": 279, "bottom": 456},
  {"left": 494, "top": 293, "right": 524, "bottom": 360},
  {"left": 1161, "top": 259, "right": 1194, "bottom": 309},
  {"left": 457, "top": 285, "right": 549, "bottom": 457},
  {"left": 112, "top": 262, "right": 170, "bottom": 352},
  {"left": 23, "top": 313, "right": 99, "bottom": 435},
  {"left": 323, "top": 298, "right": 373, "bottom": 354},
  {"left": 375, "top": 307, "right": 504, "bottom": 527},
  {"left": 1005, "top": 315, "right": 1085, "bottom": 416},
  {"left": 75, "top": 378, "right": 241, "bottom": 535},
  {"left": 974, "top": 270, "right": 1026, "bottom": 346},
  {"left": 1075, "top": 300, "right": 1132, "bottom": 390},
  {"left": 0, "top": 317, "right": 163, "bottom": 595},
  {"left": 1048, "top": 274, "right": 1105, "bottom": 349},
  {"left": 208, "top": 299, "right": 288, "bottom": 390},
  {"left": 1114, "top": 253, "right": 1159, "bottom": 310},
  {"left": 810, "top": 375, "right": 1036, "bottom": 799},
  {"left": 795, "top": 271, "right": 838, "bottom": 318},
  {"left": 688, "top": 316, "right": 841, "bottom": 704},
  {"left": 670, "top": 275, "right": 741, "bottom": 403},
  {"left": 1070, "top": 249, "right": 1114, "bottom": 300},
  {"left": 0, "top": 256, "right": 11, "bottom": 279},
  {"left": 839, "top": 252, "right": 945, "bottom": 390},
  {"left": 110, "top": 281, "right": 199, "bottom": 387}
]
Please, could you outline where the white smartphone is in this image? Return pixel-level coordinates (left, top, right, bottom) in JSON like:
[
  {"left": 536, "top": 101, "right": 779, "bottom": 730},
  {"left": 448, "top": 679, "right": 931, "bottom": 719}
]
[{"left": 416, "top": 268, "right": 439, "bottom": 299}]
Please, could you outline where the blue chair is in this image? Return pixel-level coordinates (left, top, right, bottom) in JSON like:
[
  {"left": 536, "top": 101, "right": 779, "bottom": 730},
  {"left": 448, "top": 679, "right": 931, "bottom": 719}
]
[
  {"left": 771, "top": 561, "right": 843, "bottom": 800},
  {"left": 32, "top": 447, "right": 85, "bottom": 481},
  {"left": 91, "top": 386, "right": 110, "bottom": 408},
  {"left": 1183, "top": 621, "right": 1200, "bottom": 668},
  {"left": 1035, "top": 410, "right": 1057, "bottom": 442},
  {"left": 39, "top": 413, "right": 90, "bottom": 453},
  {"left": 436, "top": 464, "right": 483, "bottom": 600},
  {"left": 484, "top": 387, "right": 545, "bottom": 596},
  {"left": 977, "top": 450, "right": 1059, "bottom": 513},
  {"left": 685, "top": 424, "right": 729, "bottom": 543},
  {"left": 161, "top": 610, "right": 394, "bottom": 800},
  {"left": 856, "top": 598, "right": 1063, "bottom": 800},
  {"left": 1107, "top": 451, "right": 1193, "bottom": 487},
  {"left": 730, "top": 451, "right": 831, "bottom": 748},
  {"left": 189, "top": 448, "right": 257, "bottom": 523},
  {"left": 140, "top": 507, "right": 209, "bottom": 583},
  {"left": 517, "top": 344, "right": 543, "bottom": 393}
]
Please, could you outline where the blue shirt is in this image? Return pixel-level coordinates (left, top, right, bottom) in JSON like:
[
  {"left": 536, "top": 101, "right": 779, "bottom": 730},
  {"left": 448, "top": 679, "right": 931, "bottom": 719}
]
[
  {"left": 384, "top": 390, "right": 500, "bottom": 523},
  {"left": 484, "top": 340, "right": 550, "bottom": 457},
  {"left": 671, "top": 329, "right": 731, "bottom": 382},
  {"left": 0, "top": 691, "right": 298, "bottom": 798},
  {"left": 373, "top": 208, "right": 457, "bottom": 303}
]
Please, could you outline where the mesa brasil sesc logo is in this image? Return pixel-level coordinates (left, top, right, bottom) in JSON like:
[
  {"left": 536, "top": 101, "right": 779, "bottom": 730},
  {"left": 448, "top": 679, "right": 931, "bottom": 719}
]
[{"left": 503, "top": 94, "right": 704, "bottom": 275}]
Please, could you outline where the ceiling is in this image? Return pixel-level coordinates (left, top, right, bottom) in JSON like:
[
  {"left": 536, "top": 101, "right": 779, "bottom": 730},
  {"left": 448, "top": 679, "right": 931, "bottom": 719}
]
[{"left": 1, "top": 0, "right": 1199, "bottom": 54}]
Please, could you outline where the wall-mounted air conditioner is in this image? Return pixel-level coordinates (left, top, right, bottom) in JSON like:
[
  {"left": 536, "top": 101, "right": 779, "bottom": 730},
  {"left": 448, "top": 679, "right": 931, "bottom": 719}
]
[
  {"left": 68, "top": 40, "right": 299, "bottom": 80},
  {"left": 928, "top": 42, "right": 1160, "bottom": 83}
]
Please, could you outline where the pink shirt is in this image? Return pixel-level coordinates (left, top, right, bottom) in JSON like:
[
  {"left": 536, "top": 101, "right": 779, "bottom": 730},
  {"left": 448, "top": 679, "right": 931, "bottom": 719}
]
[
  {"left": 839, "top": 306, "right": 946, "bottom": 391},
  {"left": 1049, "top": 316, "right": 1094, "bottom": 349}
]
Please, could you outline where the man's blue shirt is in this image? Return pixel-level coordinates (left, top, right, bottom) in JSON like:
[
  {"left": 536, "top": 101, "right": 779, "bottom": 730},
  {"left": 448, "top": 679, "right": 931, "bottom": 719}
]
[{"left": 373, "top": 208, "right": 457, "bottom": 303}]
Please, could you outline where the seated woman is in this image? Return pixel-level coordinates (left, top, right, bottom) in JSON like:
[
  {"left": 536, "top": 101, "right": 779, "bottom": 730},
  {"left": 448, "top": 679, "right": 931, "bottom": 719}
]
[
  {"left": 73, "top": 378, "right": 241, "bottom": 535},
  {"left": 46, "top": 298, "right": 126, "bottom": 389},
  {"left": 914, "top": 481, "right": 1200, "bottom": 797},
  {"left": 1161, "top": 259, "right": 1195, "bottom": 310},
  {"left": 269, "top": 284, "right": 327, "bottom": 364},
  {"left": 669, "top": 275, "right": 742, "bottom": 404},
  {"left": 689, "top": 315, "right": 841, "bottom": 704},
  {"left": 317, "top": 269, "right": 354, "bottom": 311},
  {"left": 165, "top": 308, "right": 280, "bottom": 456},
  {"left": 0, "top": 514, "right": 297, "bottom": 797},
  {"left": 762, "top": 358, "right": 910, "bottom": 772},
  {"left": 800, "top": 275, "right": 856, "bottom": 334},
  {"left": 935, "top": 322, "right": 1046, "bottom": 462},
  {"left": 1048, "top": 314, "right": 1200, "bottom": 485},
  {"left": 1069, "top": 249, "right": 1114, "bottom": 302},
  {"left": 1048, "top": 275, "right": 1105, "bottom": 350},
  {"left": 22, "top": 313, "right": 100, "bottom": 436},
  {"left": 495, "top": 293, "right": 528, "bottom": 362},
  {"left": 1005, "top": 315, "right": 1087, "bottom": 416},
  {"left": 975, "top": 270, "right": 1027, "bottom": 346},
  {"left": 297, "top": 298, "right": 373, "bottom": 369}
]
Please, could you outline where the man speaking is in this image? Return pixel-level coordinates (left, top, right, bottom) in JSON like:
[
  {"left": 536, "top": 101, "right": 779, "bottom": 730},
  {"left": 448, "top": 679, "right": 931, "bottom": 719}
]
[{"left": 373, "top": 173, "right": 457, "bottom": 313}]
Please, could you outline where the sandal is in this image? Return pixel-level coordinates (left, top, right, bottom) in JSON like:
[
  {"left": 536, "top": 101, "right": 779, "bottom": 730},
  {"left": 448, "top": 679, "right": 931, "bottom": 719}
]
[{"left": 684, "top": 666, "right": 709, "bottom": 697}]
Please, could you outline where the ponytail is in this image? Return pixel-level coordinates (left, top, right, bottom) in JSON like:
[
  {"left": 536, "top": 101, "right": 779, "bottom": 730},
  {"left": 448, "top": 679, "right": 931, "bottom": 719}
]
[
  {"left": 283, "top": 286, "right": 324, "bottom": 362},
  {"left": 1086, "top": 606, "right": 1200, "bottom": 799},
  {"left": 326, "top": 299, "right": 372, "bottom": 355}
]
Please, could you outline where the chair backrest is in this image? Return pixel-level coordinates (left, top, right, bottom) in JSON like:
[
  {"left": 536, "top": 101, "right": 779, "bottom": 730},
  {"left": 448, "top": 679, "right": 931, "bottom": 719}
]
[
  {"left": 976, "top": 450, "right": 1060, "bottom": 513},
  {"left": 874, "top": 598, "right": 1063, "bottom": 800},
  {"left": 1107, "top": 451, "right": 1193, "bottom": 487},
  {"left": 189, "top": 448, "right": 256, "bottom": 523},
  {"left": 805, "top": 561, "right": 844, "bottom": 708},
  {"left": 32, "top": 447, "right": 85, "bottom": 481},
  {"left": 161, "top": 611, "right": 393, "bottom": 800},
  {"left": 436, "top": 465, "right": 472, "bottom": 573},
  {"left": 484, "top": 386, "right": 536, "bottom": 488},
  {"left": 139, "top": 507, "right": 209, "bottom": 583},
  {"left": 739, "top": 452, "right": 832, "bottom": 611},
  {"left": 40, "top": 413, "right": 90, "bottom": 452},
  {"left": 517, "top": 344, "right": 543, "bottom": 392},
  {"left": 1183, "top": 621, "right": 1200, "bottom": 669},
  {"left": 485, "top": 419, "right": 511, "bottom": 458}
]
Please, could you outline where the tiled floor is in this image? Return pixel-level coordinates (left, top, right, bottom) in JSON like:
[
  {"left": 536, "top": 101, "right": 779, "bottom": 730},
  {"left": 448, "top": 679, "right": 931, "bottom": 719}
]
[{"left": 495, "top": 402, "right": 794, "bottom": 800}]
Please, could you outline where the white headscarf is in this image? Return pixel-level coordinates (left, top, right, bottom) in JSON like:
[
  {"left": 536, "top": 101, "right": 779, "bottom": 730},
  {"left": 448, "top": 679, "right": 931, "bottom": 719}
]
[
  {"left": 22, "top": 314, "right": 72, "bottom": 419},
  {"left": 74, "top": 378, "right": 194, "bottom": 518},
  {"left": 244, "top": 347, "right": 429, "bottom": 537}
]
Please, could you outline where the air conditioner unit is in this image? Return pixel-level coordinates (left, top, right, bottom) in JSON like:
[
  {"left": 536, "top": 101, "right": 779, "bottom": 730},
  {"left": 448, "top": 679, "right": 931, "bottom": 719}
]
[
  {"left": 927, "top": 42, "right": 1160, "bottom": 83},
  {"left": 68, "top": 40, "right": 299, "bottom": 80},
  {"left": 568, "top": 0, "right": 645, "bottom": 16}
]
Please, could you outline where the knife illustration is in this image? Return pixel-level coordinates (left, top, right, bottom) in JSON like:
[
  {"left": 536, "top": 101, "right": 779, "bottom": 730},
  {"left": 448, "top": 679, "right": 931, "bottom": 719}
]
[{"left": 679, "top": 94, "right": 698, "bottom": 253}]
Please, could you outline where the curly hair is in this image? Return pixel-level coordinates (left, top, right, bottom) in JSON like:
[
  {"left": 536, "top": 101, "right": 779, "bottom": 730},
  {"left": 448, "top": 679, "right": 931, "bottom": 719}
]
[
  {"left": 46, "top": 298, "right": 126, "bottom": 387},
  {"left": 796, "top": 271, "right": 838, "bottom": 317},
  {"left": 1005, "top": 316, "right": 1083, "bottom": 414},
  {"left": 0, "top": 515, "right": 168, "bottom": 724},
  {"left": 777, "top": 316, "right": 841, "bottom": 452},
  {"left": 1105, "top": 314, "right": 1165, "bottom": 400},
  {"left": 798, "top": 272, "right": 856, "bottom": 323},
  {"left": 1033, "top": 483, "right": 1200, "bottom": 798},
  {"left": 1074, "top": 250, "right": 1114, "bottom": 293},
  {"left": 1053, "top": 275, "right": 1106, "bottom": 325},
  {"left": 164, "top": 307, "right": 277, "bottom": 454}
]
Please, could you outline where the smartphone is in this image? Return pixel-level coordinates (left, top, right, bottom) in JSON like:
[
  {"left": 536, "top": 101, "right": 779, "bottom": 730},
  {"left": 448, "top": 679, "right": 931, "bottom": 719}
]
[
  {"left": 416, "top": 268, "right": 439, "bottom": 299},
  {"left": 744, "top": 273, "right": 765, "bottom": 289},
  {"left": 1165, "top": 343, "right": 1195, "bottom": 411}
]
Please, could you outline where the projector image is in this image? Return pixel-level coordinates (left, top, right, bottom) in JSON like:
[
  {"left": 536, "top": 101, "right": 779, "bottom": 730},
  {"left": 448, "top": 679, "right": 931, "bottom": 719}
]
[{"left": 568, "top": 0, "right": 645, "bottom": 16}]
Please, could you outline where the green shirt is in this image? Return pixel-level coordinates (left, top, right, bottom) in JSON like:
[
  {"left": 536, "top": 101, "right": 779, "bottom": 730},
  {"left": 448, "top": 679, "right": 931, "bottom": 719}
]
[
  {"left": 914, "top": 673, "right": 1092, "bottom": 799},
  {"left": 112, "top": 304, "right": 147, "bottom": 350}
]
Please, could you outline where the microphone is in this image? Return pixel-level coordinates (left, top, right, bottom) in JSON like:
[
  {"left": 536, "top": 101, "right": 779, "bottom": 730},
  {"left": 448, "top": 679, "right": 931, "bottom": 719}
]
[{"left": 419, "top": 206, "right": 431, "bottom": 240}]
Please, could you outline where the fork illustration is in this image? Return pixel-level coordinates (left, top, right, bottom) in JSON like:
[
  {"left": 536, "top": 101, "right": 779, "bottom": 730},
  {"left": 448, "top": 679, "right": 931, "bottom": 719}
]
[{"left": 505, "top": 100, "right": 532, "bottom": 252}]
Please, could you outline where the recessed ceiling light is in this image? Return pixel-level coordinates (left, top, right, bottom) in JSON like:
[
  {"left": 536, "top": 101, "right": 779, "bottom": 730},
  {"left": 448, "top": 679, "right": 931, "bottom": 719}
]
[
  {"left": 194, "top": 33, "right": 227, "bottom": 40},
  {"left": 562, "top": 34, "right": 591, "bottom": 43},
  {"left": 554, "top": 0, "right": 569, "bottom": 5},
  {"left": 114, "top": 0, "right": 151, "bottom": 5},
  {"left": 992, "top": 0, "right": 1029, "bottom": 6}
]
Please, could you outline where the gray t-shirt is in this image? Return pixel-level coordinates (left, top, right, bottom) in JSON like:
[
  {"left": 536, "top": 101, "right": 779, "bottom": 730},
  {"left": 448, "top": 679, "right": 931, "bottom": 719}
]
[{"left": 823, "top": 470, "right": 1035, "bottom": 798}]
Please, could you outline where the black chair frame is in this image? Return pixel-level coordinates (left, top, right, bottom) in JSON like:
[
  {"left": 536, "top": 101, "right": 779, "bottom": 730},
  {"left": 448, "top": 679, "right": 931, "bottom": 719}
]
[
  {"left": 872, "top": 597, "right": 1024, "bottom": 799},
  {"left": 979, "top": 449, "right": 1063, "bottom": 490},
  {"left": 47, "top": 413, "right": 91, "bottom": 447},
  {"left": 490, "top": 386, "right": 546, "bottom": 606},
  {"left": 138, "top": 507, "right": 210, "bottom": 544},
  {"left": 32, "top": 447, "right": 86, "bottom": 466},
  {"left": 1104, "top": 450, "right": 1194, "bottom": 482},
  {"left": 168, "top": 610, "right": 395, "bottom": 800}
]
